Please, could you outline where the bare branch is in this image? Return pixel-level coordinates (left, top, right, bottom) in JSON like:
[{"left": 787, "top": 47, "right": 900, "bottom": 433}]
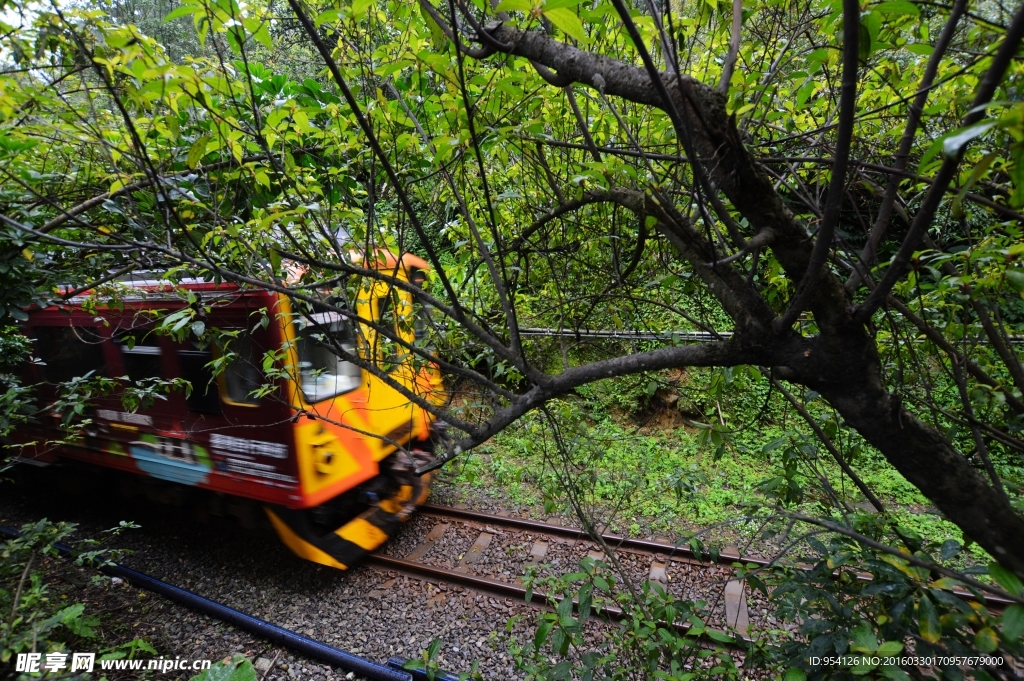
[{"left": 719, "top": 0, "right": 743, "bottom": 93}]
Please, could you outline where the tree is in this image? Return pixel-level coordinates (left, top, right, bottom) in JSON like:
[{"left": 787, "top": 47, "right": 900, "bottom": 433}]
[{"left": 2, "top": 0, "right": 1024, "bottom": 588}]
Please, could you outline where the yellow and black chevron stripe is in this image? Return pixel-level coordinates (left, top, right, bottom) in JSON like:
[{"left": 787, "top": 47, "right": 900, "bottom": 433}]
[{"left": 264, "top": 472, "right": 431, "bottom": 569}]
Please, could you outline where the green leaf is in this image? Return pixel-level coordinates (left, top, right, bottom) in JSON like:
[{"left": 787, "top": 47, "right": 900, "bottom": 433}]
[
  {"left": 943, "top": 121, "right": 997, "bottom": 158},
  {"left": 851, "top": 660, "right": 877, "bottom": 675},
  {"left": 918, "top": 136, "right": 945, "bottom": 171},
  {"left": 551, "top": 660, "right": 572, "bottom": 680},
  {"left": 873, "top": 1, "right": 919, "bottom": 14},
  {"left": 1005, "top": 269, "right": 1024, "bottom": 292},
  {"left": 940, "top": 539, "right": 961, "bottom": 560},
  {"left": 252, "top": 22, "right": 272, "bottom": 49},
  {"left": 879, "top": 667, "right": 912, "bottom": 681},
  {"left": 351, "top": 0, "right": 372, "bottom": 17},
  {"left": 419, "top": 3, "right": 447, "bottom": 48},
  {"left": 705, "top": 629, "right": 734, "bottom": 643},
  {"left": 187, "top": 135, "right": 212, "bottom": 169},
  {"left": 495, "top": 0, "right": 534, "bottom": 10},
  {"left": 974, "top": 627, "right": 999, "bottom": 653},
  {"left": 858, "top": 18, "right": 872, "bottom": 60},
  {"left": 315, "top": 8, "right": 341, "bottom": 25},
  {"left": 918, "top": 596, "right": 941, "bottom": 644},
  {"left": 990, "top": 562, "right": 1024, "bottom": 596},
  {"left": 953, "top": 150, "right": 998, "bottom": 216},
  {"left": 783, "top": 669, "right": 807, "bottom": 681},
  {"left": 1012, "top": 154, "right": 1024, "bottom": 209},
  {"left": 877, "top": 640, "right": 904, "bottom": 656},
  {"left": 929, "top": 577, "right": 962, "bottom": 591},
  {"left": 850, "top": 623, "right": 877, "bottom": 653},
  {"left": 906, "top": 42, "right": 933, "bottom": 55},
  {"left": 1002, "top": 604, "right": 1024, "bottom": 642},
  {"left": 543, "top": 7, "right": 586, "bottom": 43},
  {"left": 56, "top": 603, "right": 86, "bottom": 624},
  {"left": 556, "top": 594, "right": 573, "bottom": 623},
  {"left": 0, "top": 133, "right": 38, "bottom": 153},
  {"left": 132, "top": 639, "right": 158, "bottom": 656},
  {"left": 66, "top": 614, "right": 101, "bottom": 638},
  {"left": 164, "top": 5, "right": 199, "bottom": 21},
  {"left": 534, "top": 620, "right": 553, "bottom": 648}
]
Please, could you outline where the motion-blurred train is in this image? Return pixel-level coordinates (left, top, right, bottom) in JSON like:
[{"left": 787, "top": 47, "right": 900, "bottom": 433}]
[{"left": 12, "top": 252, "right": 445, "bottom": 569}]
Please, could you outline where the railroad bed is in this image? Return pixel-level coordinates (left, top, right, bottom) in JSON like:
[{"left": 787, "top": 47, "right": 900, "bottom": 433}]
[
  {"left": 0, "top": 481, "right": 525, "bottom": 679},
  {"left": 0, "top": 471, "right": 777, "bottom": 680},
  {"left": 4, "top": 470, "right": 1012, "bottom": 681},
  {"left": 373, "top": 504, "right": 771, "bottom": 638}
]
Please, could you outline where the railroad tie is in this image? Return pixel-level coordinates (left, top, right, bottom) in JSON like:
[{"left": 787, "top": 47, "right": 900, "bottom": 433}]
[
  {"left": 649, "top": 561, "right": 668, "bottom": 584},
  {"left": 455, "top": 532, "right": 494, "bottom": 572},
  {"left": 405, "top": 523, "right": 449, "bottom": 562},
  {"left": 722, "top": 546, "right": 749, "bottom": 635},
  {"left": 516, "top": 541, "right": 548, "bottom": 584},
  {"left": 723, "top": 579, "right": 749, "bottom": 635}
]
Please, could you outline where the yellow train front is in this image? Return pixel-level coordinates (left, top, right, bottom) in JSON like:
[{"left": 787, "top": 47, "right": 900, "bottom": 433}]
[{"left": 16, "top": 252, "right": 445, "bottom": 569}]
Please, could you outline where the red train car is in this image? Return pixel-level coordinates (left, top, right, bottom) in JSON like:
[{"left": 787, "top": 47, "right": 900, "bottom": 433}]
[{"left": 13, "top": 254, "right": 444, "bottom": 569}]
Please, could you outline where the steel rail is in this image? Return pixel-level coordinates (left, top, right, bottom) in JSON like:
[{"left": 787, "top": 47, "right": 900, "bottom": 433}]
[
  {"left": 420, "top": 503, "right": 767, "bottom": 567},
  {"left": 365, "top": 553, "right": 751, "bottom": 646},
  {"left": 419, "top": 504, "right": 1012, "bottom": 609}
]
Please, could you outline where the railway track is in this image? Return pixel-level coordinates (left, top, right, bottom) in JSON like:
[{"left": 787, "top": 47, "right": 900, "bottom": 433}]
[
  {"left": 367, "top": 504, "right": 761, "bottom": 645},
  {"left": 4, "top": 472, "right": 1011, "bottom": 679},
  {"left": 367, "top": 503, "right": 1012, "bottom": 644}
]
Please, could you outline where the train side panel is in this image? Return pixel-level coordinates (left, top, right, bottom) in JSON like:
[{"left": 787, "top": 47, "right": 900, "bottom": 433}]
[
  {"left": 18, "top": 289, "right": 304, "bottom": 506},
  {"left": 16, "top": 271, "right": 444, "bottom": 517}
]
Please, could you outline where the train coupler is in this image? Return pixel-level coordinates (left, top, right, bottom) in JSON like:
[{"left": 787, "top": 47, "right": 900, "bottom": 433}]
[{"left": 264, "top": 449, "right": 433, "bottom": 570}]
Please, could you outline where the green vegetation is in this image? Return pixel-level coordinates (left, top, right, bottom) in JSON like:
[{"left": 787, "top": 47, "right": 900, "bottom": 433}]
[
  {"left": 0, "top": 519, "right": 156, "bottom": 679},
  {"left": 2, "top": 0, "right": 1024, "bottom": 674},
  {"left": 440, "top": 379, "right": 984, "bottom": 559}
]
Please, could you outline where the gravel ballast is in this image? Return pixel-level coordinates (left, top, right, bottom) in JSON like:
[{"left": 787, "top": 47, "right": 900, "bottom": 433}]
[{"left": 1, "top": 464, "right": 766, "bottom": 681}]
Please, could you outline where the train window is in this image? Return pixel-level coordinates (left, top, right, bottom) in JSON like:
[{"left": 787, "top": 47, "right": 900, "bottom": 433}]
[
  {"left": 34, "top": 326, "right": 106, "bottom": 383},
  {"left": 180, "top": 344, "right": 221, "bottom": 415},
  {"left": 222, "top": 335, "right": 262, "bottom": 406},
  {"left": 295, "top": 312, "right": 361, "bottom": 402},
  {"left": 113, "top": 330, "right": 163, "bottom": 383}
]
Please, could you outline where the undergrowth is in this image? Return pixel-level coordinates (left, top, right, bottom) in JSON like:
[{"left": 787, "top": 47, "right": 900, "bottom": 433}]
[{"left": 439, "top": 366, "right": 995, "bottom": 563}]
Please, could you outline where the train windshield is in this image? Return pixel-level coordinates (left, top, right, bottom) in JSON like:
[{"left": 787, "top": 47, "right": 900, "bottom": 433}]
[{"left": 295, "top": 312, "right": 361, "bottom": 402}]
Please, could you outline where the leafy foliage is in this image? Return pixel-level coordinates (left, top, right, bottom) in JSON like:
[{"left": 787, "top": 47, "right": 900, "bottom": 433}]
[
  {"left": 1, "top": 521, "right": 102, "bottom": 667},
  {"left": 512, "top": 556, "right": 745, "bottom": 681},
  {"left": 3, "top": 0, "right": 1024, "bottom": 671}
]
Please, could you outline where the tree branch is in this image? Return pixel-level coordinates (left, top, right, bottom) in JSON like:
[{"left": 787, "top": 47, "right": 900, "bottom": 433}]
[
  {"left": 773, "top": 0, "right": 858, "bottom": 332},
  {"left": 846, "top": 0, "right": 968, "bottom": 291},
  {"left": 855, "top": 1, "right": 1024, "bottom": 323}
]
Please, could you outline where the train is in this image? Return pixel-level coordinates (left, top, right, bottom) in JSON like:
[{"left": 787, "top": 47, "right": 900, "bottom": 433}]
[{"left": 11, "top": 251, "right": 445, "bottom": 569}]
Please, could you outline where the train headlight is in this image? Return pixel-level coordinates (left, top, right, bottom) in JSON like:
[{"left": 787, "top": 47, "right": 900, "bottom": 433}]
[{"left": 313, "top": 445, "right": 335, "bottom": 475}]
